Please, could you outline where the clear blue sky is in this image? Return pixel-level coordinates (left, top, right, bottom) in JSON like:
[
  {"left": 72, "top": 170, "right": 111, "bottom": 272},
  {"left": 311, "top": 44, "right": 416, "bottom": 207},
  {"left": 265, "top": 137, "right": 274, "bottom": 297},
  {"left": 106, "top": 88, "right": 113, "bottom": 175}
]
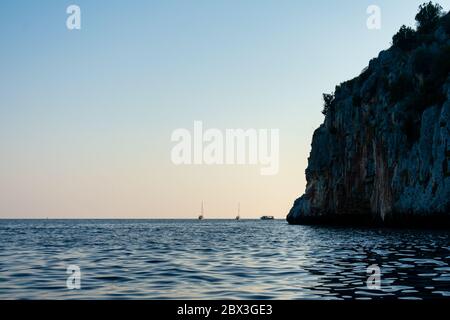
[{"left": 0, "top": 0, "right": 448, "bottom": 218}]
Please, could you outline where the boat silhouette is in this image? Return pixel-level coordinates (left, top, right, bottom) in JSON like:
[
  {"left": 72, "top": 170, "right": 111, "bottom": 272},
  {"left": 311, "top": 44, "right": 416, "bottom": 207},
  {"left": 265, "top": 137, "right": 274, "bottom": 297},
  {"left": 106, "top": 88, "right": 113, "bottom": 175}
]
[{"left": 198, "top": 201, "right": 204, "bottom": 220}]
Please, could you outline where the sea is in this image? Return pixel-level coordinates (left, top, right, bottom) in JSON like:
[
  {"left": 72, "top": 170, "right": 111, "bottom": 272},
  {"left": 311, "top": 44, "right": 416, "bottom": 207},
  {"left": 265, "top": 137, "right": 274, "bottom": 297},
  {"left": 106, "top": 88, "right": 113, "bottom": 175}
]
[{"left": 0, "top": 219, "right": 449, "bottom": 300}]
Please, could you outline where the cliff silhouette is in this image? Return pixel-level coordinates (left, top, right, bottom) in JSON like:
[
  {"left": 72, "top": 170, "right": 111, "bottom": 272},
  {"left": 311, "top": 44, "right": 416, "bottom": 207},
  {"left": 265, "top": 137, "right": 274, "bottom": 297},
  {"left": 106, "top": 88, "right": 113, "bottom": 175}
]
[{"left": 287, "top": 3, "right": 450, "bottom": 227}]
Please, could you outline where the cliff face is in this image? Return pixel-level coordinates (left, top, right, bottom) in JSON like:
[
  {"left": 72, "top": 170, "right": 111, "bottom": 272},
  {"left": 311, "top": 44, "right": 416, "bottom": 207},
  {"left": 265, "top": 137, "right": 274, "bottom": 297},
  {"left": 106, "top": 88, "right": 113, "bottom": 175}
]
[{"left": 287, "top": 11, "right": 450, "bottom": 226}]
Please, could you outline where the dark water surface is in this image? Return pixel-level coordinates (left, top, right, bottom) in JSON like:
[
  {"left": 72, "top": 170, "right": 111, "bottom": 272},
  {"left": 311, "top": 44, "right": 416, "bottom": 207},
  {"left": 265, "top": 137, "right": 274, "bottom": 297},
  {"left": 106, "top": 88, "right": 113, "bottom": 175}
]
[{"left": 0, "top": 219, "right": 449, "bottom": 299}]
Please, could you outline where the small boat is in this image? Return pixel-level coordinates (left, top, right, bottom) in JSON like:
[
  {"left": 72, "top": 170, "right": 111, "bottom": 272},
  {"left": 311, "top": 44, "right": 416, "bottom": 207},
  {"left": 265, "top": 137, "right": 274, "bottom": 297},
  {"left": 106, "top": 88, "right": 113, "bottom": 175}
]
[
  {"left": 260, "top": 215, "right": 275, "bottom": 220},
  {"left": 198, "top": 201, "right": 204, "bottom": 220},
  {"left": 235, "top": 203, "right": 240, "bottom": 220}
]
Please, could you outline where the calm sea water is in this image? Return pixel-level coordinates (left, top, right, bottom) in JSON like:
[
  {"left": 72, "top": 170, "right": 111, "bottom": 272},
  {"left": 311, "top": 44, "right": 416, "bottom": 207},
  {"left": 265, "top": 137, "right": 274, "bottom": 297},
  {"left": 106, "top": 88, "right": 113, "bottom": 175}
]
[{"left": 0, "top": 219, "right": 449, "bottom": 300}]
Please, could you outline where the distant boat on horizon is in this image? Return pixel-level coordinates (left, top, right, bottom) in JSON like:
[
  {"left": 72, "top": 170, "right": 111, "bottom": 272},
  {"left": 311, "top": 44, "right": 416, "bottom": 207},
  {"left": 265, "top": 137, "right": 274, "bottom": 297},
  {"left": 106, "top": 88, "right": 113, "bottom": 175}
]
[
  {"left": 260, "top": 216, "right": 275, "bottom": 220},
  {"left": 236, "top": 203, "right": 240, "bottom": 221},
  {"left": 198, "top": 201, "right": 204, "bottom": 220}
]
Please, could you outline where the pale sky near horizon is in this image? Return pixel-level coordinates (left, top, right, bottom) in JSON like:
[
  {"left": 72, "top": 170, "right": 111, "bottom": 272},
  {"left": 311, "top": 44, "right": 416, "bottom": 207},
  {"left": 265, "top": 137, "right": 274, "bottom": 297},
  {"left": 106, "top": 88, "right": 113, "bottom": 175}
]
[{"left": 0, "top": 0, "right": 449, "bottom": 219}]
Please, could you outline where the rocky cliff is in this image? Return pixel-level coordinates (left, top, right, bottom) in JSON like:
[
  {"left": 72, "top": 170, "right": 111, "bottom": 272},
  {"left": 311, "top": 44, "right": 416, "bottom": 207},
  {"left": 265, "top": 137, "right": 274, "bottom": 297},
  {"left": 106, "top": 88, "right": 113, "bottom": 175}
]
[{"left": 287, "top": 5, "right": 450, "bottom": 227}]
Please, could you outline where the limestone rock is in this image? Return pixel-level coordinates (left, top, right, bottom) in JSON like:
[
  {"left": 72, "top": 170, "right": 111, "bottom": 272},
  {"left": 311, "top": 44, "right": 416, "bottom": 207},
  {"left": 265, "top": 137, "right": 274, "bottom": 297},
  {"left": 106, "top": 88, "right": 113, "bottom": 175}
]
[{"left": 287, "top": 11, "right": 450, "bottom": 227}]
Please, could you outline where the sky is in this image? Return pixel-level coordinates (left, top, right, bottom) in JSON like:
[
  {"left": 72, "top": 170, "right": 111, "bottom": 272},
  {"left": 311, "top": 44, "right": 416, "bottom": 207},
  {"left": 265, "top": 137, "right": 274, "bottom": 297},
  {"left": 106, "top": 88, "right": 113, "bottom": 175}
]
[{"left": 0, "top": 0, "right": 449, "bottom": 219}]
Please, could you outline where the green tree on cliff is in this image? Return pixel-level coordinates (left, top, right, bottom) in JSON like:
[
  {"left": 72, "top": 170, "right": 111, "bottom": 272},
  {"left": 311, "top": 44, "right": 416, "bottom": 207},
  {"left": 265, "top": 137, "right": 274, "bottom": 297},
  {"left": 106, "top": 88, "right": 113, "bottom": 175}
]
[
  {"left": 415, "top": 2, "right": 444, "bottom": 33},
  {"left": 392, "top": 25, "right": 417, "bottom": 50}
]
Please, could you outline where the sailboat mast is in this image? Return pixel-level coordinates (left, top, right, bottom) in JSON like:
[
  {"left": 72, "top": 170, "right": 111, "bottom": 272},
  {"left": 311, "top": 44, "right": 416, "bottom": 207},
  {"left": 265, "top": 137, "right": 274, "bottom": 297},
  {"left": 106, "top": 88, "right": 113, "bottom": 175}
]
[
  {"left": 236, "top": 202, "right": 240, "bottom": 220},
  {"left": 198, "top": 201, "right": 205, "bottom": 220}
]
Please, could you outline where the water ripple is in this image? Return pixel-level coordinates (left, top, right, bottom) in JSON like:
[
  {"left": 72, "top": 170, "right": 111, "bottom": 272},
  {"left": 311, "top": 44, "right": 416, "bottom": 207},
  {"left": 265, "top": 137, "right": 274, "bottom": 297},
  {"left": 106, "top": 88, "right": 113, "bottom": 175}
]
[{"left": 0, "top": 220, "right": 449, "bottom": 299}]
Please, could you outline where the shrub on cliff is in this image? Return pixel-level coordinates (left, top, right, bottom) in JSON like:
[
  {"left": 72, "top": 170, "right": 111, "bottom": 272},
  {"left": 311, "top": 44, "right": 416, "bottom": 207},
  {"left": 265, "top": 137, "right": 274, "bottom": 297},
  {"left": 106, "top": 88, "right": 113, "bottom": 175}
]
[
  {"left": 404, "top": 44, "right": 449, "bottom": 115},
  {"left": 442, "top": 12, "right": 450, "bottom": 34},
  {"left": 389, "top": 74, "right": 415, "bottom": 103},
  {"left": 430, "top": 45, "right": 450, "bottom": 83},
  {"left": 425, "top": 44, "right": 450, "bottom": 106},
  {"left": 415, "top": 2, "right": 444, "bottom": 33},
  {"left": 352, "top": 94, "right": 362, "bottom": 107},
  {"left": 402, "top": 115, "right": 421, "bottom": 144},
  {"left": 392, "top": 25, "right": 417, "bottom": 51},
  {"left": 322, "top": 93, "right": 335, "bottom": 116},
  {"left": 411, "top": 47, "right": 434, "bottom": 76}
]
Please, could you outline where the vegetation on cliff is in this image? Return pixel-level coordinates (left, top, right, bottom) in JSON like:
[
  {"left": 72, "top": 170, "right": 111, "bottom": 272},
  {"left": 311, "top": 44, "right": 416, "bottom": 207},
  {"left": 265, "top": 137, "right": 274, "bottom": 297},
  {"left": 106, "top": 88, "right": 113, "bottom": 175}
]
[{"left": 288, "top": 3, "right": 450, "bottom": 227}]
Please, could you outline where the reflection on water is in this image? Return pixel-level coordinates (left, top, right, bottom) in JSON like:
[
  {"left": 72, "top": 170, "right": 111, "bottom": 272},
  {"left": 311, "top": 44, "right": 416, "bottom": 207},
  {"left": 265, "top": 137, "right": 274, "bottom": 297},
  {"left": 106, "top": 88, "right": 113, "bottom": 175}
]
[{"left": 0, "top": 219, "right": 449, "bottom": 299}]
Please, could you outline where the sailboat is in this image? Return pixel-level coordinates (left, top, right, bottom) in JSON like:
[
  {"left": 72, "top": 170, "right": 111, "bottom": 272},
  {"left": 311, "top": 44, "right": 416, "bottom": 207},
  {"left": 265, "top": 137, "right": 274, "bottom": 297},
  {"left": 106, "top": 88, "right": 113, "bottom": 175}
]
[
  {"left": 235, "top": 203, "right": 240, "bottom": 220},
  {"left": 198, "top": 201, "right": 204, "bottom": 220}
]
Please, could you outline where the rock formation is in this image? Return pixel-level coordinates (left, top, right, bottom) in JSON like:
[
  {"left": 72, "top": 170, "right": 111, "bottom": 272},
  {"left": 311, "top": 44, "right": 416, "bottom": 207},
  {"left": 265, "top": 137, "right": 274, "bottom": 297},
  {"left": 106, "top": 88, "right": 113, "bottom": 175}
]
[{"left": 287, "top": 4, "right": 450, "bottom": 227}]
